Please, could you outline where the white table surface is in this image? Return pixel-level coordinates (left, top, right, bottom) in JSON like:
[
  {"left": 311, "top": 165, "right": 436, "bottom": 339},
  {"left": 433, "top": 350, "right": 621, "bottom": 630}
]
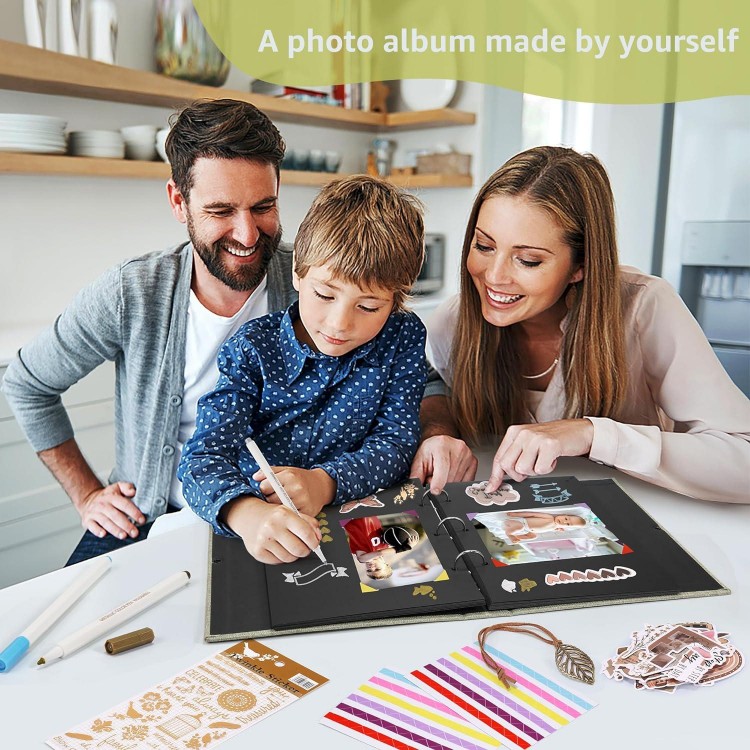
[{"left": 2, "top": 455, "right": 749, "bottom": 749}]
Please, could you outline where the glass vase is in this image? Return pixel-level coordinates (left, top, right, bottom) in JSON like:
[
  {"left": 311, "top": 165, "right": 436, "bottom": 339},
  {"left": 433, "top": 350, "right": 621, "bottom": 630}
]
[{"left": 155, "top": 0, "right": 230, "bottom": 87}]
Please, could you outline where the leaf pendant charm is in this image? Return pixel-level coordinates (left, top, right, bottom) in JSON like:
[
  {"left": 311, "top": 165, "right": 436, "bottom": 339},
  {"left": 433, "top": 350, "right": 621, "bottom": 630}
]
[{"left": 554, "top": 642, "right": 595, "bottom": 685}]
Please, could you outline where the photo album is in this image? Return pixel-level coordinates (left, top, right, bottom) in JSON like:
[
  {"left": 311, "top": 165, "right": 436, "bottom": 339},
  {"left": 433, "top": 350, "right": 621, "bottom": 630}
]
[{"left": 205, "top": 477, "right": 728, "bottom": 641}]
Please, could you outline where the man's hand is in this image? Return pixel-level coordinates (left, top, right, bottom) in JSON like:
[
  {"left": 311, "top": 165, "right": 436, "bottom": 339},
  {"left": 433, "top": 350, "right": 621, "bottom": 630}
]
[
  {"left": 222, "top": 495, "right": 322, "bottom": 564},
  {"left": 38, "top": 438, "right": 145, "bottom": 540},
  {"left": 412, "top": 394, "right": 478, "bottom": 493},
  {"left": 253, "top": 466, "right": 336, "bottom": 517},
  {"left": 76, "top": 482, "right": 145, "bottom": 540},
  {"left": 410, "top": 435, "right": 478, "bottom": 494},
  {"left": 486, "top": 419, "right": 595, "bottom": 489}
]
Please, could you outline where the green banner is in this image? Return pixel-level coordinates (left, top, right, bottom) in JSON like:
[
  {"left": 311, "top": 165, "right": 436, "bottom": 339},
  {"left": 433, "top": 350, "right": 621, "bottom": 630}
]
[{"left": 193, "top": 0, "right": 748, "bottom": 103}]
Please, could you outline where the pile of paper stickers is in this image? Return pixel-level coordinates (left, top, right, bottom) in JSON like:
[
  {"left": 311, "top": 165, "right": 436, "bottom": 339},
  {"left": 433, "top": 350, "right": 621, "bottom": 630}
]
[{"left": 602, "top": 621, "right": 744, "bottom": 692}]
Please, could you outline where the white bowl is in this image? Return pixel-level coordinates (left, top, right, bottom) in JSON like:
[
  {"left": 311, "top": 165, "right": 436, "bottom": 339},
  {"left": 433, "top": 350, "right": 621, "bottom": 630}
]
[
  {"left": 156, "top": 128, "right": 170, "bottom": 162},
  {"left": 121, "top": 124, "right": 157, "bottom": 141},
  {"left": 124, "top": 141, "right": 157, "bottom": 161},
  {"left": 69, "top": 129, "right": 123, "bottom": 140}
]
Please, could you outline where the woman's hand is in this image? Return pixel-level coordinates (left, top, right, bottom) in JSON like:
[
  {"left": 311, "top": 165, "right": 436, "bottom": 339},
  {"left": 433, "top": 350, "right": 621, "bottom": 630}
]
[{"left": 485, "top": 419, "right": 594, "bottom": 489}]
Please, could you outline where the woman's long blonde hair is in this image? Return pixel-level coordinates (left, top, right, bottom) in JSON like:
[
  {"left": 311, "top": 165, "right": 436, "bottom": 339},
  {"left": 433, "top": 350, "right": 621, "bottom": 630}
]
[{"left": 450, "top": 146, "right": 627, "bottom": 441}]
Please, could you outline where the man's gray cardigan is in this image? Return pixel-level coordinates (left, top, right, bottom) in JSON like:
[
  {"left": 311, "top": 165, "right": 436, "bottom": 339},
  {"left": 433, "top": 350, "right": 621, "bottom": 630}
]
[{"left": 1, "top": 242, "right": 297, "bottom": 520}]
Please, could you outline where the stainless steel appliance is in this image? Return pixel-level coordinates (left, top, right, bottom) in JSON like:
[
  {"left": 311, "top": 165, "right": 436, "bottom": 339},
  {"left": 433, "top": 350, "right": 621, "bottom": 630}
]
[
  {"left": 680, "top": 221, "right": 750, "bottom": 396},
  {"left": 413, "top": 233, "right": 445, "bottom": 295}
]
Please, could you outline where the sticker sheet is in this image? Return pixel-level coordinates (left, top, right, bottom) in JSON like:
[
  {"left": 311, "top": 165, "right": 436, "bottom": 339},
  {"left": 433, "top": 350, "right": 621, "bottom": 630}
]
[
  {"left": 602, "top": 622, "right": 744, "bottom": 692},
  {"left": 322, "top": 667, "right": 501, "bottom": 750},
  {"left": 46, "top": 640, "right": 327, "bottom": 749},
  {"left": 409, "top": 643, "right": 596, "bottom": 749}
]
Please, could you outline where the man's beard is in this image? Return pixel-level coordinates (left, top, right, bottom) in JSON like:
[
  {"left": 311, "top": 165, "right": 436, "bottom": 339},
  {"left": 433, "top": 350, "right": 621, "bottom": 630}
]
[{"left": 188, "top": 214, "right": 282, "bottom": 292}]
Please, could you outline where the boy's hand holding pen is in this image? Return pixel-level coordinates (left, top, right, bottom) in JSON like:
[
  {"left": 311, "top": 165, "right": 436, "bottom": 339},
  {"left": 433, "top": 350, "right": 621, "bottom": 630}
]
[
  {"left": 216, "top": 439, "right": 329, "bottom": 566},
  {"left": 252, "top": 465, "right": 335, "bottom": 518},
  {"left": 223, "top": 496, "right": 323, "bottom": 565},
  {"left": 246, "top": 439, "right": 328, "bottom": 564}
]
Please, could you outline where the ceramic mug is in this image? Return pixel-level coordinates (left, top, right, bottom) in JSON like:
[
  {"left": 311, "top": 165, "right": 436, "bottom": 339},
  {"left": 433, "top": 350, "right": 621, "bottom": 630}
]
[
  {"left": 325, "top": 151, "right": 342, "bottom": 173},
  {"left": 309, "top": 149, "right": 325, "bottom": 172}
]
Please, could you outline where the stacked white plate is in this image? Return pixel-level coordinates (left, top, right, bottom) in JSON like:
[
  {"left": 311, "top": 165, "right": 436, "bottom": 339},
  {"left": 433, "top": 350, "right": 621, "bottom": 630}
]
[
  {"left": 0, "top": 113, "right": 67, "bottom": 154},
  {"left": 68, "top": 130, "right": 125, "bottom": 159}
]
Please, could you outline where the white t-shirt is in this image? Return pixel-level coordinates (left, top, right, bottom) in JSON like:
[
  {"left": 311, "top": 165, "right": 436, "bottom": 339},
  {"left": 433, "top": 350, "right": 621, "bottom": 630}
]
[{"left": 168, "top": 280, "right": 269, "bottom": 507}]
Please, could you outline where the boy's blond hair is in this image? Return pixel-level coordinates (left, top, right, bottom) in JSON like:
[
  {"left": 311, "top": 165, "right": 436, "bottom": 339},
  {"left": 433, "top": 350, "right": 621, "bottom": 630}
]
[{"left": 294, "top": 175, "right": 425, "bottom": 311}]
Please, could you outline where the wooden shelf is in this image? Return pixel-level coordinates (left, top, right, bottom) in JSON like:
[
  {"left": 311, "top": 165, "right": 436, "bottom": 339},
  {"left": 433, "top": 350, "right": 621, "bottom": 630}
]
[
  {"left": 387, "top": 172, "right": 472, "bottom": 188},
  {"left": 0, "top": 152, "right": 171, "bottom": 179},
  {"left": 0, "top": 152, "right": 472, "bottom": 188},
  {"left": 0, "top": 40, "right": 475, "bottom": 131},
  {"left": 385, "top": 110, "right": 475, "bottom": 130}
]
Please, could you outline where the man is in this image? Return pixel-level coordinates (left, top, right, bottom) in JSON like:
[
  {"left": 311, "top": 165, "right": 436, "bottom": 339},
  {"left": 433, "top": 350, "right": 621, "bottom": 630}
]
[
  {"left": 410, "top": 387, "right": 479, "bottom": 493},
  {"left": 1, "top": 99, "right": 296, "bottom": 564}
]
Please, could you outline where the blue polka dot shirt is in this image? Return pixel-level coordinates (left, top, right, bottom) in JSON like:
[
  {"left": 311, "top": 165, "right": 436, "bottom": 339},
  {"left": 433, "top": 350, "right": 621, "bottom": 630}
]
[{"left": 178, "top": 303, "right": 427, "bottom": 535}]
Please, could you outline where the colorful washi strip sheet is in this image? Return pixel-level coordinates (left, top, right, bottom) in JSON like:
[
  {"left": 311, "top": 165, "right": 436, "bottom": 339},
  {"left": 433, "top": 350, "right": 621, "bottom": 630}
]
[
  {"left": 409, "top": 643, "right": 596, "bottom": 749},
  {"left": 322, "top": 666, "right": 502, "bottom": 750}
]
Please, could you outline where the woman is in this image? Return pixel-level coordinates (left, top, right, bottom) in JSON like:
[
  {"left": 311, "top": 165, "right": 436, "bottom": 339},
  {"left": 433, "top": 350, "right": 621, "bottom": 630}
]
[{"left": 413, "top": 146, "right": 750, "bottom": 503}]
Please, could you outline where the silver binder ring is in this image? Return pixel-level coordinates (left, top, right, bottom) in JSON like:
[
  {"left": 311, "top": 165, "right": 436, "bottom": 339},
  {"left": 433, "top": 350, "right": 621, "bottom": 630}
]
[
  {"left": 435, "top": 516, "right": 467, "bottom": 536},
  {"left": 452, "top": 549, "right": 488, "bottom": 570},
  {"left": 421, "top": 488, "right": 449, "bottom": 506}
]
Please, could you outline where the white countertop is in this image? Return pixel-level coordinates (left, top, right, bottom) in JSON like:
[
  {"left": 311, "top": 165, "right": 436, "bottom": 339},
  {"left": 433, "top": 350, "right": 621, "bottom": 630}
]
[{"left": 1, "top": 455, "right": 749, "bottom": 748}]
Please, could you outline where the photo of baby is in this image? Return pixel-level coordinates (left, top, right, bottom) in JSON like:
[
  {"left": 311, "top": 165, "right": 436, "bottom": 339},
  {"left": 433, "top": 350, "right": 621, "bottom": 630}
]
[
  {"left": 468, "top": 503, "right": 626, "bottom": 566},
  {"left": 340, "top": 511, "right": 445, "bottom": 590}
]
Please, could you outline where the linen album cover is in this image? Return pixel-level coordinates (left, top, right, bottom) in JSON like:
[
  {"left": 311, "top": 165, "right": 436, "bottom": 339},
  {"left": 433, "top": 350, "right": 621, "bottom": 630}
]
[{"left": 205, "top": 476, "right": 728, "bottom": 641}]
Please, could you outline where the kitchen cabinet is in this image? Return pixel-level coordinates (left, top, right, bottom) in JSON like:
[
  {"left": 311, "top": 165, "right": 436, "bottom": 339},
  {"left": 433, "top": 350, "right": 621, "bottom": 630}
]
[
  {"left": 0, "top": 39, "right": 475, "bottom": 187},
  {"left": 0, "top": 363, "right": 115, "bottom": 588}
]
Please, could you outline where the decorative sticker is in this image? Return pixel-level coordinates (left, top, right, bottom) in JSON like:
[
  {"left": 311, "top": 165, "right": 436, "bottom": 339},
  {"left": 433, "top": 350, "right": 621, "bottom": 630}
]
[
  {"left": 339, "top": 495, "right": 386, "bottom": 513},
  {"left": 413, "top": 585, "right": 437, "bottom": 599},
  {"left": 393, "top": 482, "right": 418, "bottom": 505},
  {"left": 465, "top": 480, "right": 521, "bottom": 506},
  {"left": 603, "top": 622, "right": 744, "bottom": 692},
  {"left": 47, "top": 640, "right": 327, "bottom": 749},
  {"left": 545, "top": 566, "right": 636, "bottom": 586},
  {"left": 529, "top": 482, "right": 573, "bottom": 505},
  {"left": 317, "top": 511, "right": 333, "bottom": 543},
  {"left": 283, "top": 562, "right": 349, "bottom": 586}
]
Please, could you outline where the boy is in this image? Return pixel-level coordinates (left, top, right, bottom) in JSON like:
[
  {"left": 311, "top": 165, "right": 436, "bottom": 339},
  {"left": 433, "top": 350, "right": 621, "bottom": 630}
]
[{"left": 179, "top": 176, "right": 427, "bottom": 565}]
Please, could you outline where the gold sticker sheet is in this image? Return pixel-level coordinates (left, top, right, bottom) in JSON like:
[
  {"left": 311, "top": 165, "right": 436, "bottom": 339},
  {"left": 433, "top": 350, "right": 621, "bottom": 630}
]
[{"left": 46, "top": 639, "right": 327, "bottom": 749}]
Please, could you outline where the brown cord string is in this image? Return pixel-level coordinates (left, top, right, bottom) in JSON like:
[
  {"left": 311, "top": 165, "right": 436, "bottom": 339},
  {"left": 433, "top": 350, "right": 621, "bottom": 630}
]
[{"left": 478, "top": 622, "right": 562, "bottom": 689}]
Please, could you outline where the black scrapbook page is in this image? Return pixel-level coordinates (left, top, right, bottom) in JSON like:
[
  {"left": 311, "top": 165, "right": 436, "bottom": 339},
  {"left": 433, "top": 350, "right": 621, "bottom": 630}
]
[{"left": 205, "top": 476, "right": 729, "bottom": 641}]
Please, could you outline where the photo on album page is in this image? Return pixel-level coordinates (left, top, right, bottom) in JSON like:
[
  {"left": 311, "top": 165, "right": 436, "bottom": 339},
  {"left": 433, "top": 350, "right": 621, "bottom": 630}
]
[
  {"left": 340, "top": 510, "right": 446, "bottom": 590},
  {"left": 468, "top": 503, "right": 629, "bottom": 567}
]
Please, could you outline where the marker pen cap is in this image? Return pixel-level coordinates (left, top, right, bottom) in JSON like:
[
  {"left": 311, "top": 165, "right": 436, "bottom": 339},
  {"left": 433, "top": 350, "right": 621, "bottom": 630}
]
[
  {"left": 0, "top": 636, "right": 30, "bottom": 672},
  {"left": 105, "top": 628, "right": 155, "bottom": 655}
]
